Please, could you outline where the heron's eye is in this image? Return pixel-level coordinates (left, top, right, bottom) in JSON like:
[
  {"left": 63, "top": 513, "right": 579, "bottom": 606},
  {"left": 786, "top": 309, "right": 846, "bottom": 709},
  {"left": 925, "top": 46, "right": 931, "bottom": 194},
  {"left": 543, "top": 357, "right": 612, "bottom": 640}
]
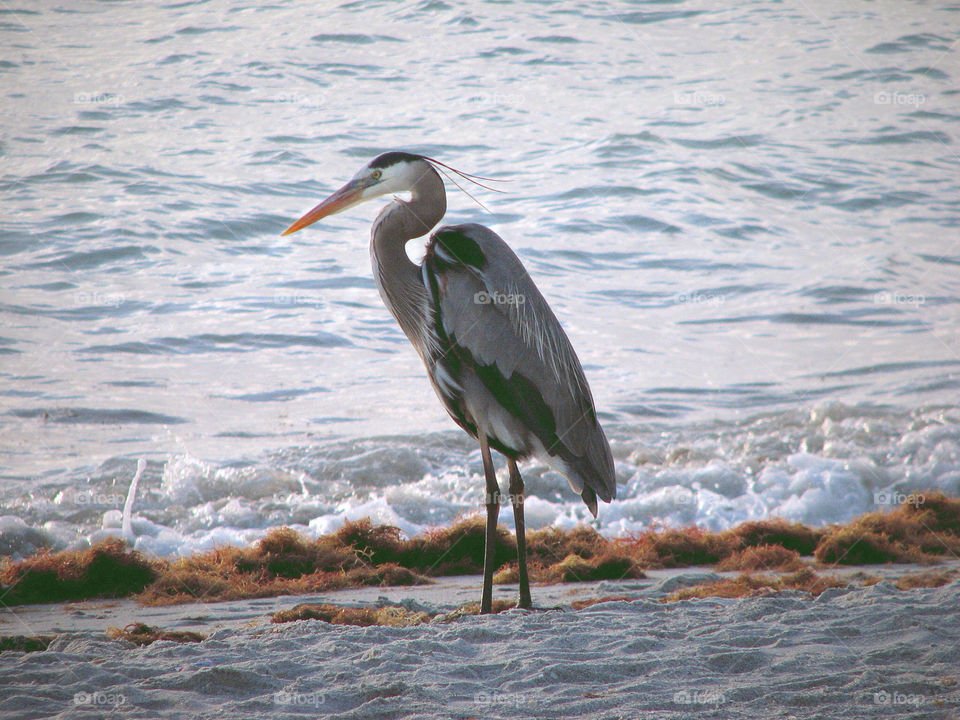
[{"left": 371, "top": 170, "right": 382, "bottom": 180}]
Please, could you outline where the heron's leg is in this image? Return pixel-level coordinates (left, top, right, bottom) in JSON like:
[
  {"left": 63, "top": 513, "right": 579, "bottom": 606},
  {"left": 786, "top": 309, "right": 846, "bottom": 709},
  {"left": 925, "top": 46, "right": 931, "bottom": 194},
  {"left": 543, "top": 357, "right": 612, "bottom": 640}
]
[
  {"left": 478, "top": 435, "right": 500, "bottom": 614},
  {"left": 507, "top": 459, "right": 532, "bottom": 609}
]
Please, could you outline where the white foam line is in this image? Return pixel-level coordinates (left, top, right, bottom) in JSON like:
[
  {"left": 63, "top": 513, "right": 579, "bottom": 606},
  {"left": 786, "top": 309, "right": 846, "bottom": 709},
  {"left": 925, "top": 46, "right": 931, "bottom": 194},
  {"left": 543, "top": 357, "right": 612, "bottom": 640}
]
[{"left": 122, "top": 459, "right": 146, "bottom": 545}]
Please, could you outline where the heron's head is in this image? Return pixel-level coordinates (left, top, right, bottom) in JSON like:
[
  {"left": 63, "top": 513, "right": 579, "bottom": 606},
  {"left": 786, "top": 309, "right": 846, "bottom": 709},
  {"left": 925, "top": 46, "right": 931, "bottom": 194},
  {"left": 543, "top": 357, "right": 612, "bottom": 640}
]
[{"left": 281, "top": 152, "right": 435, "bottom": 236}]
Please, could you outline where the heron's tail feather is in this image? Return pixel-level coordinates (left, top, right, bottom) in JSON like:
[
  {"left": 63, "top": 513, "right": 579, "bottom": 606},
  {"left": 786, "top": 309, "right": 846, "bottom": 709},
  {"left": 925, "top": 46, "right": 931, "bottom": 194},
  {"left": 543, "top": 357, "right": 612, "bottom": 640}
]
[
  {"left": 581, "top": 487, "right": 598, "bottom": 519},
  {"left": 563, "top": 424, "right": 616, "bottom": 516}
]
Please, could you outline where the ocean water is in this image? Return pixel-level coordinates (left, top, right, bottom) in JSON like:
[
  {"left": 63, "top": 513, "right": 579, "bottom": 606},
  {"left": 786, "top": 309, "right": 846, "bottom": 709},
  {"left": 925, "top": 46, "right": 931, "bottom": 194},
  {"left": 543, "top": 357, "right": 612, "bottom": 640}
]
[{"left": 1, "top": 0, "right": 959, "bottom": 559}]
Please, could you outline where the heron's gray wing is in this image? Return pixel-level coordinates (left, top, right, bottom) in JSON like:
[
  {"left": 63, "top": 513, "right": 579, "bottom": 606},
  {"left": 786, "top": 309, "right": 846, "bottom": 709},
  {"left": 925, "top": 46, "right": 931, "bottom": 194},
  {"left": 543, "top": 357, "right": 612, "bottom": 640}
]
[{"left": 422, "top": 223, "right": 615, "bottom": 508}]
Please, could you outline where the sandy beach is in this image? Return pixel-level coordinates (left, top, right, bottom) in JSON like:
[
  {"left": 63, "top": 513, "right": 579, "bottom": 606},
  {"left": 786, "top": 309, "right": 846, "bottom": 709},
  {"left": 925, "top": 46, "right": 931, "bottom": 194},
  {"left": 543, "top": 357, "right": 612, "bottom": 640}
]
[{"left": 2, "top": 567, "right": 958, "bottom": 719}]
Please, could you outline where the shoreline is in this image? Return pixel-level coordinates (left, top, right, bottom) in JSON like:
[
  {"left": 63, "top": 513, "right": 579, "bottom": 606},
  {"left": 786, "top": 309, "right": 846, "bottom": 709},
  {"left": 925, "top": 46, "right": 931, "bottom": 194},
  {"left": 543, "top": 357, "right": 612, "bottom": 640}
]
[
  {"left": 3, "top": 560, "right": 958, "bottom": 637},
  {"left": 2, "top": 492, "right": 958, "bottom": 610}
]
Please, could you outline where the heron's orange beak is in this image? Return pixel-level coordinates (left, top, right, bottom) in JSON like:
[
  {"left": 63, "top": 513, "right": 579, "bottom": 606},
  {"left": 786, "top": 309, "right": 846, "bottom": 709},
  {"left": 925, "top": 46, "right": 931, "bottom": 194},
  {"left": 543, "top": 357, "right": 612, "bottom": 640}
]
[{"left": 281, "top": 179, "right": 367, "bottom": 236}]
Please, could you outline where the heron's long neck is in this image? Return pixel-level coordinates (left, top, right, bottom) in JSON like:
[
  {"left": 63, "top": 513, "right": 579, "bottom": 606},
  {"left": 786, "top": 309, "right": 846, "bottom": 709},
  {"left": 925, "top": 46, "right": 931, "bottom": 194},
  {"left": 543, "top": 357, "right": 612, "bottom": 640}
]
[{"left": 369, "top": 170, "right": 446, "bottom": 349}]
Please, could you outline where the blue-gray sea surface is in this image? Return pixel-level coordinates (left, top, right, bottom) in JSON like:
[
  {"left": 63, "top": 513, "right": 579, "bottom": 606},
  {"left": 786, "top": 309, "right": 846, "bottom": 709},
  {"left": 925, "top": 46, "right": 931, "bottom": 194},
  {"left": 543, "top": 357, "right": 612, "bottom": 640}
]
[{"left": 1, "top": 0, "right": 959, "bottom": 557}]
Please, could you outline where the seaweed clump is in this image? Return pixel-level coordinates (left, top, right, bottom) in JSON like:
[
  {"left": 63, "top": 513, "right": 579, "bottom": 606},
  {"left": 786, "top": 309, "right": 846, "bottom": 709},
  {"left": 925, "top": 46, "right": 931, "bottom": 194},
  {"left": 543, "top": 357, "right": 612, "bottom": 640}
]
[
  {"left": 106, "top": 622, "right": 206, "bottom": 646},
  {"left": 0, "top": 539, "right": 158, "bottom": 606}
]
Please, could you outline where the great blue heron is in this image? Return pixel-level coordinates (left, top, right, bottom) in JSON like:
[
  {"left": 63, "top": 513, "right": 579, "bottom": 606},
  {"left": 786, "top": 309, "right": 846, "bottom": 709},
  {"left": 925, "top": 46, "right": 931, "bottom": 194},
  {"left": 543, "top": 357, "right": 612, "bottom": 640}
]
[{"left": 282, "top": 152, "right": 615, "bottom": 612}]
